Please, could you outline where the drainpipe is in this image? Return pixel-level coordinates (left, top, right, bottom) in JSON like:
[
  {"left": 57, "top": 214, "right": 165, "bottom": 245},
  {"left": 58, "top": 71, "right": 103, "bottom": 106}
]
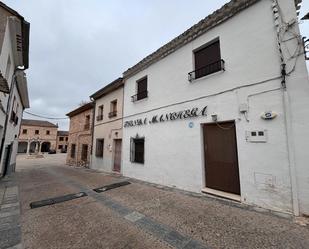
[
  {"left": 89, "top": 98, "right": 95, "bottom": 168},
  {"left": 281, "top": 66, "right": 299, "bottom": 216}
]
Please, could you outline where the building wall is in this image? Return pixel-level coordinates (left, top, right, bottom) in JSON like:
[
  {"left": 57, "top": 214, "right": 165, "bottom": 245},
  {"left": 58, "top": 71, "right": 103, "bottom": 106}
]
[
  {"left": 56, "top": 135, "right": 68, "bottom": 153},
  {"left": 66, "top": 108, "right": 93, "bottom": 167},
  {"left": 122, "top": 0, "right": 309, "bottom": 215},
  {"left": 0, "top": 17, "right": 22, "bottom": 174},
  {"left": 91, "top": 86, "right": 123, "bottom": 172},
  {"left": 18, "top": 125, "right": 57, "bottom": 153}
]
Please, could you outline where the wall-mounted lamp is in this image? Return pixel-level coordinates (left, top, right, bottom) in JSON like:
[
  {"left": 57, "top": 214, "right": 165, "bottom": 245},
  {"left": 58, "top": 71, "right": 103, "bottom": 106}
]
[{"left": 211, "top": 114, "right": 218, "bottom": 122}]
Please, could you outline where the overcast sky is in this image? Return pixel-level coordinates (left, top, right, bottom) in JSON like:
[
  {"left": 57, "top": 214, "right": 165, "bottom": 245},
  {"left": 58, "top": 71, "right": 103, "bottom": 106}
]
[{"left": 3, "top": 0, "right": 309, "bottom": 130}]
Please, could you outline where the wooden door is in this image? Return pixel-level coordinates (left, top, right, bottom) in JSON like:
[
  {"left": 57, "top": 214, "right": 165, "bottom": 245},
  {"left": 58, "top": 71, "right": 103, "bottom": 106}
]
[
  {"left": 113, "top": 139, "right": 122, "bottom": 172},
  {"left": 81, "top": 144, "right": 88, "bottom": 161},
  {"left": 203, "top": 121, "right": 240, "bottom": 195}
]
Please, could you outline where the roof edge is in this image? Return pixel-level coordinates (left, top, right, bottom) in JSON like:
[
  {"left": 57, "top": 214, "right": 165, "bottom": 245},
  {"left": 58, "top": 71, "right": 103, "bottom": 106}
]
[{"left": 123, "top": 0, "right": 261, "bottom": 79}]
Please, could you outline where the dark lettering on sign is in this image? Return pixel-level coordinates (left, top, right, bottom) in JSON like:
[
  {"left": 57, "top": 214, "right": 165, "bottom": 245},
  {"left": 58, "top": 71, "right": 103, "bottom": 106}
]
[{"left": 124, "top": 106, "right": 207, "bottom": 128}]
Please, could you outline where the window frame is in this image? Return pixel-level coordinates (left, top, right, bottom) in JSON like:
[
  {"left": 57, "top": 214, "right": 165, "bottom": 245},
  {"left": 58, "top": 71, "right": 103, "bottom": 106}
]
[
  {"left": 130, "top": 137, "right": 145, "bottom": 164},
  {"left": 95, "top": 138, "right": 104, "bottom": 158}
]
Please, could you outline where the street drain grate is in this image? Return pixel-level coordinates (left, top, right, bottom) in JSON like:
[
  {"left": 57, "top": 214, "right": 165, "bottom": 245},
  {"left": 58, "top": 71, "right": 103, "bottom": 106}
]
[
  {"left": 30, "top": 192, "right": 87, "bottom": 209},
  {"left": 93, "top": 181, "right": 131, "bottom": 193}
]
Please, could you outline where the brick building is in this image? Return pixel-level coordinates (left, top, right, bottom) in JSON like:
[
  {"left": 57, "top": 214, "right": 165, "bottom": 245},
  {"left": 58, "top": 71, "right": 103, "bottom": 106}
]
[
  {"left": 66, "top": 102, "right": 93, "bottom": 167},
  {"left": 56, "top": 130, "right": 68, "bottom": 153},
  {"left": 18, "top": 119, "right": 58, "bottom": 154}
]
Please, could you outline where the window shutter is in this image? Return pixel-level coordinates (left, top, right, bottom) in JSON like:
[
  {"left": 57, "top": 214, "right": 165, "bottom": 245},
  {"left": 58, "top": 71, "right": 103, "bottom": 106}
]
[{"left": 130, "top": 137, "right": 134, "bottom": 162}]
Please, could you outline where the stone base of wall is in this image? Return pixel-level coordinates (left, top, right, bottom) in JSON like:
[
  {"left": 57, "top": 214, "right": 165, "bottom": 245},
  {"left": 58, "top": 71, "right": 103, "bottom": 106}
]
[{"left": 66, "top": 159, "right": 89, "bottom": 168}]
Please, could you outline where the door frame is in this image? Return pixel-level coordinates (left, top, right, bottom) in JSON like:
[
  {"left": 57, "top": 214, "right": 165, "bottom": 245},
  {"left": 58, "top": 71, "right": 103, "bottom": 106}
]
[
  {"left": 201, "top": 120, "right": 241, "bottom": 201},
  {"left": 112, "top": 139, "right": 122, "bottom": 173}
]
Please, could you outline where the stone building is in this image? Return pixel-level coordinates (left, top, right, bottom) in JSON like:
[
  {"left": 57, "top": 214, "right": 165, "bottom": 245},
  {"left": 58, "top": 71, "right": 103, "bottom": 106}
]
[
  {"left": 66, "top": 102, "right": 93, "bottom": 167},
  {"left": 18, "top": 119, "right": 58, "bottom": 154},
  {"left": 121, "top": 0, "right": 309, "bottom": 217},
  {"left": 56, "top": 130, "right": 68, "bottom": 153},
  {"left": 0, "top": 2, "right": 30, "bottom": 176},
  {"left": 90, "top": 78, "right": 123, "bottom": 173}
]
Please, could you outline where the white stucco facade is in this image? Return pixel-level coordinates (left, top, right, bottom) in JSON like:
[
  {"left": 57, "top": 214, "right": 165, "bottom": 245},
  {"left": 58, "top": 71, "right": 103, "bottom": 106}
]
[
  {"left": 122, "top": 0, "right": 309, "bottom": 216},
  {"left": 0, "top": 16, "right": 29, "bottom": 176}
]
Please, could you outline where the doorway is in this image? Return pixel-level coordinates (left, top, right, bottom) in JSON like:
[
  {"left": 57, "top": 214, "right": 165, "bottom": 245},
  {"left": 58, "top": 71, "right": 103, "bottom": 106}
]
[
  {"left": 113, "top": 139, "right": 122, "bottom": 173},
  {"left": 203, "top": 121, "right": 240, "bottom": 195},
  {"left": 81, "top": 144, "right": 88, "bottom": 162}
]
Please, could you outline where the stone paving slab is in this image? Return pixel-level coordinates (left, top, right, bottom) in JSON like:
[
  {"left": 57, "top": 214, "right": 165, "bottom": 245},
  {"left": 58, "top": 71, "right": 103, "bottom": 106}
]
[{"left": 0, "top": 175, "right": 22, "bottom": 249}]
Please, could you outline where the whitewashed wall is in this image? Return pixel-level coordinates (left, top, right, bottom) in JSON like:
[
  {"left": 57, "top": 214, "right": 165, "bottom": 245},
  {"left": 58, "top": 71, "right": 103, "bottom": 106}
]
[
  {"left": 91, "top": 86, "right": 123, "bottom": 172},
  {"left": 122, "top": 0, "right": 309, "bottom": 215}
]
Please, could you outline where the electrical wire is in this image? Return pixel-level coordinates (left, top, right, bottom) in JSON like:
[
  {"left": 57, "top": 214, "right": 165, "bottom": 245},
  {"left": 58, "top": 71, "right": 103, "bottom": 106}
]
[{"left": 24, "top": 111, "right": 68, "bottom": 120}]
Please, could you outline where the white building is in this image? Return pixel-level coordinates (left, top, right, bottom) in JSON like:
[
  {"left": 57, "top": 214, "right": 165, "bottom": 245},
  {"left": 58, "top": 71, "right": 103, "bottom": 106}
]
[
  {"left": 121, "top": 0, "right": 309, "bottom": 216},
  {"left": 0, "top": 3, "right": 30, "bottom": 176}
]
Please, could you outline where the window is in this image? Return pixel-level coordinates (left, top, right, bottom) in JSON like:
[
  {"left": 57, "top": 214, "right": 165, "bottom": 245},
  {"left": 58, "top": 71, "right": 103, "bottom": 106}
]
[
  {"left": 109, "top": 100, "right": 117, "bottom": 118},
  {"left": 46, "top": 130, "right": 50, "bottom": 135},
  {"left": 132, "top": 77, "right": 148, "bottom": 102},
  {"left": 97, "top": 105, "right": 103, "bottom": 121},
  {"left": 35, "top": 130, "right": 39, "bottom": 135},
  {"left": 22, "top": 129, "right": 27, "bottom": 134},
  {"left": 95, "top": 139, "right": 104, "bottom": 158},
  {"left": 189, "top": 39, "right": 223, "bottom": 81},
  {"left": 59, "top": 137, "right": 64, "bottom": 141},
  {"left": 130, "top": 137, "right": 145, "bottom": 164},
  {"left": 58, "top": 145, "right": 63, "bottom": 149},
  {"left": 84, "top": 115, "right": 90, "bottom": 130},
  {"left": 65, "top": 137, "right": 68, "bottom": 141},
  {"left": 71, "top": 144, "right": 76, "bottom": 158}
]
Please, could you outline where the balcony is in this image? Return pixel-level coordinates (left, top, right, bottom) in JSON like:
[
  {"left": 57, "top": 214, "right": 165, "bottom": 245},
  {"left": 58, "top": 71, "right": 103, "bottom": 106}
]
[
  {"left": 96, "top": 115, "right": 103, "bottom": 121},
  {"left": 188, "top": 59, "right": 225, "bottom": 82},
  {"left": 84, "top": 123, "right": 90, "bottom": 130},
  {"left": 108, "top": 111, "right": 117, "bottom": 118},
  {"left": 131, "top": 91, "right": 148, "bottom": 102}
]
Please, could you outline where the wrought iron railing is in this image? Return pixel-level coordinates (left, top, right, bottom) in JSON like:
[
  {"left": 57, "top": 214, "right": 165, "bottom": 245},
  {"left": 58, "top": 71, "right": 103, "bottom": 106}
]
[
  {"left": 131, "top": 91, "right": 148, "bottom": 102},
  {"left": 96, "top": 115, "right": 103, "bottom": 121},
  {"left": 188, "top": 59, "right": 225, "bottom": 82},
  {"left": 108, "top": 111, "right": 117, "bottom": 118}
]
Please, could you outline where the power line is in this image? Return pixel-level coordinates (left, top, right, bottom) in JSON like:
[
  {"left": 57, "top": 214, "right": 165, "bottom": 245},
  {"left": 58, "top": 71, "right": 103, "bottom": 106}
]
[{"left": 24, "top": 111, "right": 68, "bottom": 120}]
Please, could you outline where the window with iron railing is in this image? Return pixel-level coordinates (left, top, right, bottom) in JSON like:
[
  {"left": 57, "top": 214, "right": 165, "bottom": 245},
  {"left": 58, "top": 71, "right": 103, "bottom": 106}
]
[
  {"left": 132, "top": 77, "right": 148, "bottom": 102},
  {"left": 96, "top": 115, "right": 103, "bottom": 121},
  {"left": 189, "top": 39, "right": 224, "bottom": 81},
  {"left": 108, "top": 111, "right": 117, "bottom": 118},
  {"left": 188, "top": 60, "right": 225, "bottom": 81}
]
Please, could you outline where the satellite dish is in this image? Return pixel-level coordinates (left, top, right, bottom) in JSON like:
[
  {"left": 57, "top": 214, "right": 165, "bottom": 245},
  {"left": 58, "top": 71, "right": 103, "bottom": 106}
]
[{"left": 261, "top": 111, "right": 277, "bottom": 120}]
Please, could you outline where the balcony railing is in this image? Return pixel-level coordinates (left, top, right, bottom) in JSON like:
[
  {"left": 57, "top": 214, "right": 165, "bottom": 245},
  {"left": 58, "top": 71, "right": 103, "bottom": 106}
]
[
  {"left": 96, "top": 115, "right": 103, "bottom": 121},
  {"left": 188, "top": 59, "right": 225, "bottom": 82},
  {"left": 108, "top": 111, "right": 117, "bottom": 118},
  {"left": 131, "top": 91, "right": 148, "bottom": 102},
  {"left": 84, "top": 123, "right": 90, "bottom": 130}
]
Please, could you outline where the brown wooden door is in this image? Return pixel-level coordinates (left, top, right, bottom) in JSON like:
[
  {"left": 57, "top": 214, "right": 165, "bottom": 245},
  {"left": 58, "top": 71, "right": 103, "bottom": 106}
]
[
  {"left": 81, "top": 144, "right": 88, "bottom": 161},
  {"left": 203, "top": 121, "right": 240, "bottom": 195},
  {"left": 113, "top": 139, "right": 122, "bottom": 172}
]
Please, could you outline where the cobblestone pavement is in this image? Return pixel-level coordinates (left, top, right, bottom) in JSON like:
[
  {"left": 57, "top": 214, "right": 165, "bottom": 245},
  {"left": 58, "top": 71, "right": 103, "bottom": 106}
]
[{"left": 11, "top": 154, "right": 309, "bottom": 249}]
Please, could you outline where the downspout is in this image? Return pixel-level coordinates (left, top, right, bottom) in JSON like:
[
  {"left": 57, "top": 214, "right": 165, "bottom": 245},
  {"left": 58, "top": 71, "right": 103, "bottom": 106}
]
[
  {"left": 89, "top": 98, "right": 95, "bottom": 168},
  {"left": 271, "top": 0, "right": 299, "bottom": 216}
]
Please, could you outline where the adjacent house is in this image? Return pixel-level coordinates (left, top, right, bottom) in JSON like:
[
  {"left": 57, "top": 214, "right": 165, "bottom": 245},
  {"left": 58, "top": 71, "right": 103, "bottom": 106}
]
[
  {"left": 121, "top": 0, "right": 309, "bottom": 217},
  {"left": 0, "top": 2, "right": 30, "bottom": 176},
  {"left": 90, "top": 78, "right": 123, "bottom": 173},
  {"left": 18, "top": 119, "right": 58, "bottom": 154},
  {"left": 56, "top": 130, "right": 68, "bottom": 153},
  {"left": 66, "top": 102, "right": 94, "bottom": 167}
]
